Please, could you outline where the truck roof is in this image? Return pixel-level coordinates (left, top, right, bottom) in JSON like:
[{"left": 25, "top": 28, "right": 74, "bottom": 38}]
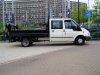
[{"left": 50, "top": 18, "right": 72, "bottom": 20}]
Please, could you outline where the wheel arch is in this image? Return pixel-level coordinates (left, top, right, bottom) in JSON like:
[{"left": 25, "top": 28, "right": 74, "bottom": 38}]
[{"left": 74, "top": 35, "right": 86, "bottom": 41}]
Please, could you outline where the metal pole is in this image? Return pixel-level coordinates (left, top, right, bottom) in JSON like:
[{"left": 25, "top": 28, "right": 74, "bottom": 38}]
[
  {"left": 67, "top": 0, "right": 71, "bottom": 18},
  {"left": 50, "top": 2, "right": 54, "bottom": 18},
  {"left": 9, "top": 6, "right": 10, "bottom": 22},
  {"left": 2, "top": 0, "right": 6, "bottom": 41},
  {"left": 48, "top": 0, "right": 50, "bottom": 21},
  {"left": 88, "top": 0, "right": 90, "bottom": 28},
  {"left": 64, "top": 0, "right": 67, "bottom": 18},
  {"left": 47, "top": 0, "right": 50, "bottom": 30},
  {"left": 12, "top": 0, "right": 14, "bottom": 14},
  {"left": 2, "top": 0, "right": 5, "bottom": 31},
  {"left": 97, "top": 0, "right": 99, "bottom": 27},
  {"left": 15, "top": 1, "right": 16, "bottom": 26},
  {"left": 6, "top": 0, "right": 7, "bottom": 15},
  {"left": 78, "top": 0, "right": 80, "bottom": 24},
  {"left": 26, "top": 11, "right": 28, "bottom": 21},
  {"left": 6, "top": 0, "right": 8, "bottom": 23},
  {"left": 12, "top": 0, "right": 15, "bottom": 25}
]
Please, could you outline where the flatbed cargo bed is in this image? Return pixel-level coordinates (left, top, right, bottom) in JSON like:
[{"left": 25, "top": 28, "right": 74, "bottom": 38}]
[
  {"left": 9, "top": 30, "right": 49, "bottom": 42},
  {"left": 11, "top": 30, "right": 49, "bottom": 36}
]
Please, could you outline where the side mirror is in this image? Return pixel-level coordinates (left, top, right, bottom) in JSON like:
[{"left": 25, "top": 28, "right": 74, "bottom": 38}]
[
  {"left": 80, "top": 24, "right": 85, "bottom": 28},
  {"left": 77, "top": 25, "right": 81, "bottom": 31}
]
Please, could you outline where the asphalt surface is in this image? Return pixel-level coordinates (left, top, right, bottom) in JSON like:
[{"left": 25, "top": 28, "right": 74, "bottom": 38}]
[
  {"left": 0, "top": 41, "right": 100, "bottom": 75},
  {"left": 0, "top": 42, "right": 73, "bottom": 64}
]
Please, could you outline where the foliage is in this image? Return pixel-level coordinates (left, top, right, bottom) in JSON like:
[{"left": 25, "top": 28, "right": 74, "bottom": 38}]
[
  {"left": 92, "top": 31, "right": 100, "bottom": 38},
  {"left": 92, "top": 2, "right": 100, "bottom": 24},
  {"left": 0, "top": 22, "right": 8, "bottom": 41},
  {"left": 0, "top": 22, "right": 3, "bottom": 41},
  {"left": 71, "top": 5, "right": 88, "bottom": 23}
]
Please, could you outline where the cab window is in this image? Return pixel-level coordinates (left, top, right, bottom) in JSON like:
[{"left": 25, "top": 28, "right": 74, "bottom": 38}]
[
  {"left": 51, "top": 20, "right": 63, "bottom": 29},
  {"left": 64, "top": 20, "right": 81, "bottom": 31},
  {"left": 71, "top": 20, "right": 78, "bottom": 30},
  {"left": 64, "top": 20, "right": 71, "bottom": 29}
]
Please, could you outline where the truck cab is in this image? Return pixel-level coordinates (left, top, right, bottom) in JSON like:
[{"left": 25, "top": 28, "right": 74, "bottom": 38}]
[{"left": 50, "top": 18, "right": 91, "bottom": 45}]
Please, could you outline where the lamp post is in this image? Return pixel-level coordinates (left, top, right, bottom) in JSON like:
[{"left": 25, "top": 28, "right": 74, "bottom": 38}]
[
  {"left": 2, "top": 0, "right": 6, "bottom": 41},
  {"left": 12, "top": 0, "right": 15, "bottom": 25},
  {"left": 2, "top": 0, "right": 5, "bottom": 31},
  {"left": 48, "top": 0, "right": 50, "bottom": 24},
  {"left": 6, "top": 0, "right": 8, "bottom": 23},
  {"left": 88, "top": 0, "right": 90, "bottom": 28},
  {"left": 8, "top": 6, "right": 11, "bottom": 23},
  {"left": 25, "top": 11, "right": 28, "bottom": 22},
  {"left": 97, "top": 0, "right": 99, "bottom": 27},
  {"left": 67, "top": 0, "right": 71, "bottom": 18},
  {"left": 78, "top": 0, "right": 80, "bottom": 24}
]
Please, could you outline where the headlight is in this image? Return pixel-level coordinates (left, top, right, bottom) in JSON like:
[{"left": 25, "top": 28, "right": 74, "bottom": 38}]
[{"left": 87, "top": 32, "right": 91, "bottom": 36}]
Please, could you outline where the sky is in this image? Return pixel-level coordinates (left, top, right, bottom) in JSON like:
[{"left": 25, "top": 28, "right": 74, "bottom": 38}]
[{"left": 70, "top": 0, "right": 95, "bottom": 9}]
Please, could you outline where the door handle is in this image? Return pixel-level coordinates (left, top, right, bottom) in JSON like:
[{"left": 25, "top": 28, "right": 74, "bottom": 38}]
[
  {"left": 63, "top": 30, "right": 65, "bottom": 32},
  {"left": 52, "top": 30, "right": 54, "bottom": 32}
]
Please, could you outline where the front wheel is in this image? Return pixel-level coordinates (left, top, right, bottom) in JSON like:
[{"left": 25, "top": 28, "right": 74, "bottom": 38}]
[
  {"left": 21, "top": 38, "right": 31, "bottom": 47},
  {"left": 75, "top": 36, "right": 85, "bottom": 45}
]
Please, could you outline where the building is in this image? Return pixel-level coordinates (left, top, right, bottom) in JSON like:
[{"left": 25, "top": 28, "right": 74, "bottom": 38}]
[
  {"left": 0, "top": 0, "right": 48, "bottom": 24},
  {"left": 70, "top": 1, "right": 87, "bottom": 9},
  {"left": 15, "top": 0, "right": 48, "bottom": 24},
  {"left": 66, "top": 1, "right": 87, "bottom": 17},
  {"left": 49, "top": 0, "right": 66, "bottom": 18},
  {"left": 0, "top": 0, "right": 12, "bottom": 23},
  {"left": 0, "top": 0, "right": 67, "bottom": 24},
  {"left": 0, "top": 0, "right": 87, "bottom": 24}
]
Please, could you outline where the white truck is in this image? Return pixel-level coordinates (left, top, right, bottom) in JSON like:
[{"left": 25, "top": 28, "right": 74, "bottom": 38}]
[{"left": 7, "top": 18, "right": 91, "bottom": 47}]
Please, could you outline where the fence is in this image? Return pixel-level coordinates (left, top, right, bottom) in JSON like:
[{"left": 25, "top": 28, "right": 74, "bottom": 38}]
[
  {"left": 88, "top": 27, "right": 100, "bottom": 40},
  {"left": 0, "top": 35, "right": 2, "bottom": 41}
]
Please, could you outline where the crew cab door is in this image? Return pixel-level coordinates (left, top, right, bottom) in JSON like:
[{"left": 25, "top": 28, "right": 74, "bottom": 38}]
[
  {"left": 63, "top": 20, "right": 82, "bottom": 41},
  {"left": 50, "top": 20, "right": 64, "bottom": 41}
]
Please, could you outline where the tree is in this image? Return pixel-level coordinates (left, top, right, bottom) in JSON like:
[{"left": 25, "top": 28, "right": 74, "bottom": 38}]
[
  {"left": 71, "top": 5, "right": 88, "bottom": 24},
  {"left": 92, "top": 2, "right": 100, "bottom": 25}
]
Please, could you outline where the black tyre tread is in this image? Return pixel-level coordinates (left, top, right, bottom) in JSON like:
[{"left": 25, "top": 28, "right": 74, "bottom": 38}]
[
  {"left": 75, "top": 36, "right": 85, "bottom": 45},
  {"left": 21, "top": 38, "right": 31, "bottom": 47}
]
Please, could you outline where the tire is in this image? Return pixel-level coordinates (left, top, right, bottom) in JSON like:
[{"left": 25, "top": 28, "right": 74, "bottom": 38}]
[
  {"left": 30, "top": 40, "right": 34, "bottom": 46},
  {"left": 21, "top": 38, "right": 31, "bottom": 47},
  {"left": 75, "top": 36, "right": 85, "bottom": 45}
]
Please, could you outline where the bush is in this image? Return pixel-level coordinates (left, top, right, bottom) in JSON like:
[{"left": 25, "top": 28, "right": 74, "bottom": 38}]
[
  {"left": 0, "top": 31, "right": 2, "bottom": 41},
  {"left": 92, "top": 31, "right": 100, "bottom": 38},
  {"left": 0, "top": 23, "right": 2, "bottom": 41},
  {"left": 0, "top": 36, "right": 2, "bottom": 41},
  {"left": 0, "top": 22, "right": 8, "bottom": 40}
]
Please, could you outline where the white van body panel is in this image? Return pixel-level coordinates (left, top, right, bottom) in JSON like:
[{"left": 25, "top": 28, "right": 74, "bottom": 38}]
[{"left": 49, "top": 18, "right": 91, "bottom": 42}]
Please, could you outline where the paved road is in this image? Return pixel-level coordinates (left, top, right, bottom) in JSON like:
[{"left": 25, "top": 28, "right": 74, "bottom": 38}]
[
  {"left": 0, "top": 41, "right": 100, "bottom": 75},
  {"left": 0, "top": 42, "right": 73, "bottom": 64}
]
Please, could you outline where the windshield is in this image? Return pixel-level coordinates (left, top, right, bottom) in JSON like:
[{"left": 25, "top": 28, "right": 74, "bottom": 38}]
[{"left": 71, "top": 20, "right": 79, "bottom": 26}]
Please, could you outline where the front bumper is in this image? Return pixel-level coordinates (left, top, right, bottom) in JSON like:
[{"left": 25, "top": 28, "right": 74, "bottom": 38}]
[{"left": 85, "top": 36, "right": 91, "bottom": 41}]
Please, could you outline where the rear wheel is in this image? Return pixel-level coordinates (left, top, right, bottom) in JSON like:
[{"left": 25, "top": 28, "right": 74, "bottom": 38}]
[
  {"left": 75, "top": 36, "right": 85, "bottom": 45},
  {"left": 21, "top": 38, "right": 31, "bottom": 47},
  {"left": 30, "top": 40, "right": 34, "bottom": 46}
]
